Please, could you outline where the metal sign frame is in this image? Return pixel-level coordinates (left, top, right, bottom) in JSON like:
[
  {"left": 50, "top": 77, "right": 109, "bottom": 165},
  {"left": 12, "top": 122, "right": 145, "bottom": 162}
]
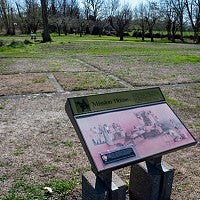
[{"left": 65, "top": 87, "right": 197, "bottom": 174}]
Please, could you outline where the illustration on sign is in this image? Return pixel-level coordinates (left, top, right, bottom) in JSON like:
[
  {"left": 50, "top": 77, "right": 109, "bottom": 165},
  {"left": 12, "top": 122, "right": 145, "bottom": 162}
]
[{"left": 75, "top": 103, "right": 195, "bottom": 172}]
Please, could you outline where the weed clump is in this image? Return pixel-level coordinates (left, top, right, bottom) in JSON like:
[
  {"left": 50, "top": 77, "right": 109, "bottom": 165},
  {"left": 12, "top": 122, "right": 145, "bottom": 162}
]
[
  {"left": 0, "top": 39, "right": 5, "bottom": 47},
  {"left": 8, "top": 40, "right": 32, "bottom": 47},
  {"left": 0, "top": 104, "right": 4, "bottom": 109},
  {"left": 24, "top": 39, "right": 32, "bottom": 45},
  {"left": 8, "top": 40, "right": 25, "bottom": 47}
]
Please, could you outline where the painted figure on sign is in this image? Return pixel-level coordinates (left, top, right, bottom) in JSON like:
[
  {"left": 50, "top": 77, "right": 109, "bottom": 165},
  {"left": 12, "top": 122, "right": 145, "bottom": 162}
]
[{"left": 102, "top": 124, "right": 114, "bottom": 146}]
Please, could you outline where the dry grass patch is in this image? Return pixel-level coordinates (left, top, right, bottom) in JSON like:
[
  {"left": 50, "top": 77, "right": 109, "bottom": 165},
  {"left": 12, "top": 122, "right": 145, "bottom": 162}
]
[
  {"left": 54, "top": 71, "right": 125, "bottom": 91},
  {"left": 0, "top": 95, "right": 89, "bottom": 199},
  {"left": 0, "top": 73, "right": 56, "bottom": 96},
  {"left": 81, "top": 55, "right": 200, "bottom": 86},
  {"left": 0, "top": 57, "right": 89, "bottom": 74}
]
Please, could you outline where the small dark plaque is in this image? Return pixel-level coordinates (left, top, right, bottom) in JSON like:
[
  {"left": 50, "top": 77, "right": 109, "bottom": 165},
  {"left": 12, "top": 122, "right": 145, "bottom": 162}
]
[{"left": 101, "top": 147, "right": 136, "bottom": 164}]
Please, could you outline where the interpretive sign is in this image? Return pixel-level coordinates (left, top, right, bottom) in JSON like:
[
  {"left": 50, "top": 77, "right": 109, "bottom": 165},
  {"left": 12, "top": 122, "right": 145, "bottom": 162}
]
[{"left": 65, "top": 87, "right": 196, "bottom": 174}]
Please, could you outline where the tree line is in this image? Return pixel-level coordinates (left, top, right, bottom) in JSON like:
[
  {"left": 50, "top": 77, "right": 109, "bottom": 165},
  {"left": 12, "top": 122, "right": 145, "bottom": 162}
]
[{"left": 0, "top": 0, "right": 200, "bottom": 43}]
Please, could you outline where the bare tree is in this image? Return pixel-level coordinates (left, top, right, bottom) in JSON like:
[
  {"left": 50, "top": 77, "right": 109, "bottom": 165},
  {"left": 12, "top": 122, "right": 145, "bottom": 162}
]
[
  {"left": 134, "top": 2, "right": 147, "bottom": 41},
  {"left": 185, "top": 0, "right": 200, "bottom": 43},
  {"left": 66, "top": 0, "right": 80, "bottom": 33},
  {"left": 145, "top": 1, "right": 160, "bottom": 42},
  {"left": 108, "top": 2, "right": 132, "bottom": 41},
  {"left": 0, "top": 0, "right": 14, "bottom": 35},
  {"left": 15, "top": 0, "right": 41, "bottom": 34},
  {"left": 48, "top": 0, "right": 81, "bottom": 35},
  {"left": 160, "top": 0, "right": 179, "bottom": 42},
  {"left": 16, "top": 2, "right": 25, "bottom": 33},
  {"left": 82, "top": 0, "right": 104, "bottom": 21},
  {"left": 41, "top": 0, "right": 52, "bottom": 42},
  {"left": 105, "top": 0, "right": 119, "bottom": 16},
  {"left": 160, "top": 0, "right": 171, "bottom": 40},
  {"left": 48, "top": 0, "right": 58, "bottom": 33},
  {"left": 170, "top": 0, "right": 186, "bottom": 41},
  {"left": 82, "top": 0, "right": 105, "bottom": 36},
  {"left": 82, "top": 0, "right": 90, "bottom": 20},
  {"left": 67, "top": 0, "right": 80, "bottom": 18}
]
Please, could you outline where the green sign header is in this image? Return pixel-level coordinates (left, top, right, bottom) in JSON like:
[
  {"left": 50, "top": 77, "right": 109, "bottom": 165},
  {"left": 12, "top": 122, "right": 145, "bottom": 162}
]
[{"left": 68, "top": 87, "right": 165, "bottom": 115}]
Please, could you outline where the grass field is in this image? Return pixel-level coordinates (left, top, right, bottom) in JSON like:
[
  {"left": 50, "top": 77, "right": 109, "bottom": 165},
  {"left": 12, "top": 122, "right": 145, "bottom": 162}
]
[{"left": 0, "top": 34, "right": 199, "bottom": 199}]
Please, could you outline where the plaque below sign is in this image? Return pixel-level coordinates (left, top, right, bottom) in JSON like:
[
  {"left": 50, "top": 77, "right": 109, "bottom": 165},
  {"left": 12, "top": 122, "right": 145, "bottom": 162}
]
[
  {"left": 66, "top": 88, "right": 197, "bottom": 174},
  {"left": 100, "top": 146, "right": 136, "bottom": 165}
]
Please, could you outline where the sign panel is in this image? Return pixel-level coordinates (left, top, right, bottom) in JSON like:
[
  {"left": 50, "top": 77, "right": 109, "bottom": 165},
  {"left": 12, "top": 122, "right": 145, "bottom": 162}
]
[
  {"left": 66, "top": 88, "right": 197, "bottom": 173},
  {"left": 75, "top": 103, "right": 196, "bottom": 173}
]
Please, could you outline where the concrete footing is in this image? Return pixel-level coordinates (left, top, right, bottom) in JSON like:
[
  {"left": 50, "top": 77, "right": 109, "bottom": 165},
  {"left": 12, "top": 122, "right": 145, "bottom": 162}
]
[
  {"left": 82, "top": 160, "right": 174, "bottom": 200},
  {"left": 129, "top": 161, "right": 174, "bottom": 200},
  {"left": 82, "top": 170, "right": 127, "bottom": 200}
]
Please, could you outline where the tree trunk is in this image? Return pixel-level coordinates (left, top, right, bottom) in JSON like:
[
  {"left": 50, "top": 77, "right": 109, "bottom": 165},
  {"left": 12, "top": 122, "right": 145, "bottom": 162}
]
[
  {"left": 57, "top": 24, "right": 61, "bottom": 36},
  {"left": 141, "top": 25, "right": 145, "bottom": 41},
  {"left": 119, "top": 32, "right": 124, "bottom": 41},
  {"left": 171, "top": 21, "right": 176, "bottom": 43},
  {"left": 166, "top": 20, "right": 171, "bottom": 41},
  {"left": 185, "top": 0, "right": 200, "bottom": 44},
  {"left": 16, "top": 2, "right": 25, "bottom": 34},
  {"left": 40, "top": 0, "right": 52, "bottom": 42},
  {"left": 194, "top": 29, "right": 200, "bottom": 44},
  {"left": 63, "top": 23, "right": 67, "bottom": 35},
  {"left": 179, "top": 17, "right": 184, "bottom": 42},
  {"left": 10, "top": 8, "right": 15, "bottom": 35},
  {"left": 150, "top": 29, "right": 154, "bottom": 42},
  {"left": 0, "top": 0, "right": 12, "bottom": 35}
]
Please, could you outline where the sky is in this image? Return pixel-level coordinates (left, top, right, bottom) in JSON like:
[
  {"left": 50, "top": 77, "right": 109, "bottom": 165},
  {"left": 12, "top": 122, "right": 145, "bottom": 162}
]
[
  {"left": 15, "top": 0, "right": 147, "bottom": 8},
  {"left": 14, "top": 0, "right": 148, "bottom": 10},
  {"left": 120, "top": 0, "right": 147, "bottom": 8}
]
